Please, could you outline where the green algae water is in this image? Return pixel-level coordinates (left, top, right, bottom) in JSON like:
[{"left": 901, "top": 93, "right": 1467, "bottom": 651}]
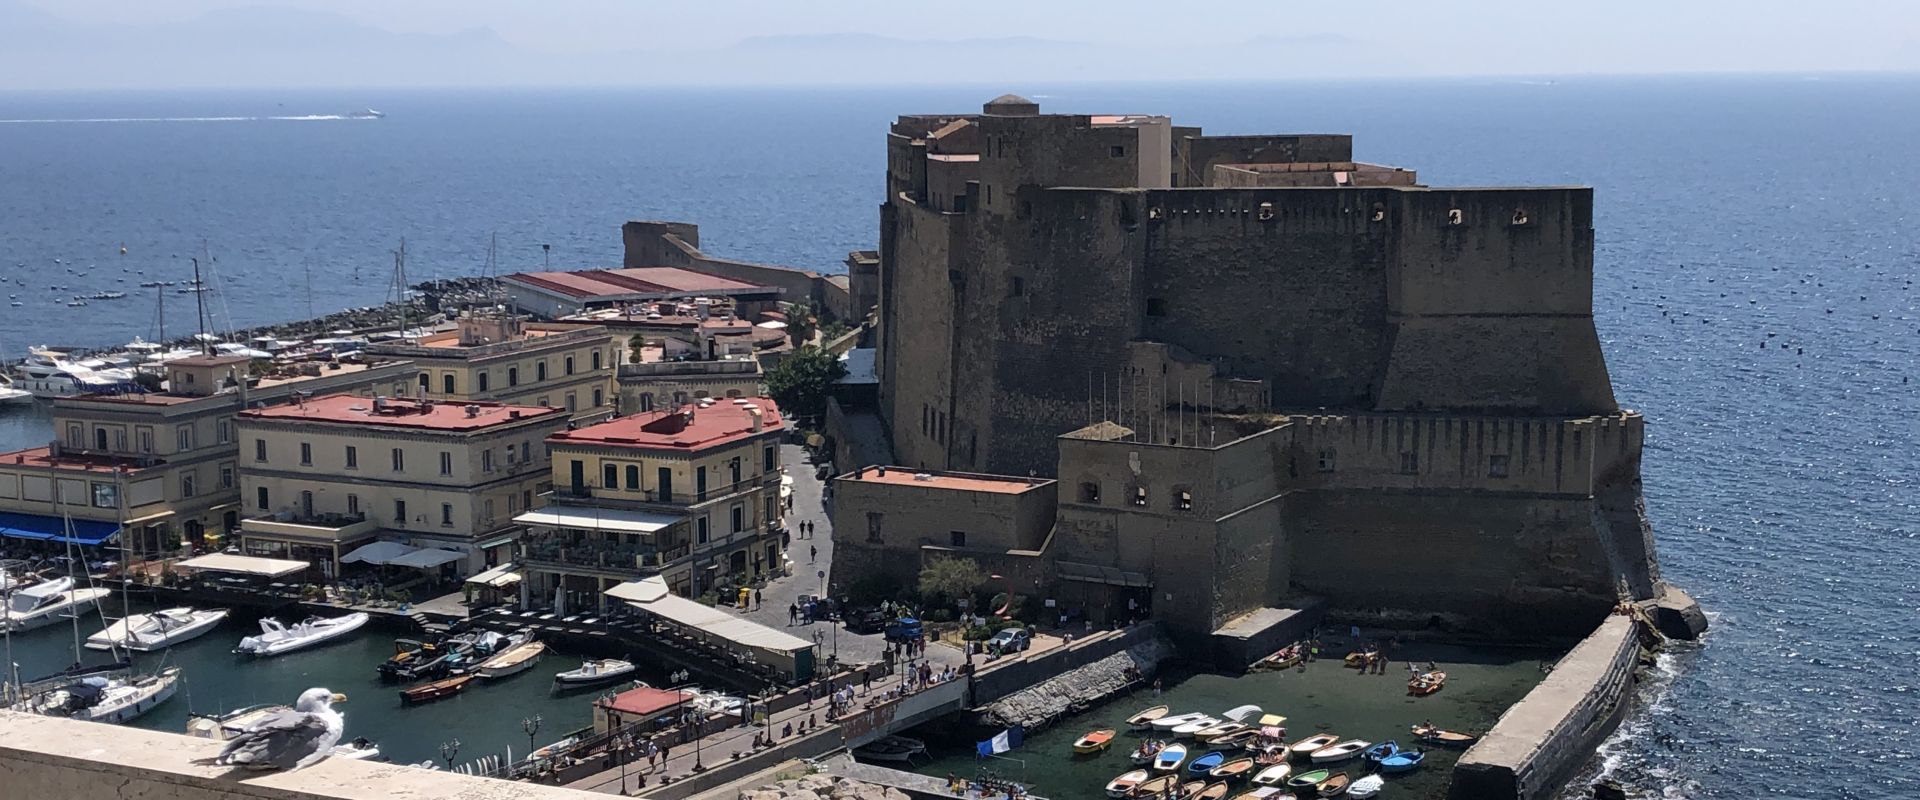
[{"left": 900, "top": 644, "right": 1553, "bottom": 800}]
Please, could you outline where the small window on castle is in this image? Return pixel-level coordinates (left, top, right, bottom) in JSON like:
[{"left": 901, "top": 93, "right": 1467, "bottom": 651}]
[
  {"left": 950, "top": 530, "right": 967, "bottom": 547},
  {"left": 1317, "top": 450, "right": 1336, "bottom": 472},
  {"left": 1010, "top": 277, "right": 1025, "bottom": 297},
  {"left": 1146, "top": 298, "right": 1167, "bottom": 317},
  {"left": 1131, "top": 487, "right": 1148, "bottom": 507},
  {"left": 1018, "top": 200, "right": 1032, "bottom": 218},
  {"left": 1109, "top": 145, "right": 1127, "bottom": 158},
  {"left": 1399, "top": 451, "right": 1419, "bottom": 474},
  {"left": 1079, "top": 482, "right": 1101, "bottom": 504},
  {"left": 1176, "top": 491, "right": 1193, "bottom": 511},
  {"left": 1488, "top": 454, "right": 1510, "bottom": 479}
]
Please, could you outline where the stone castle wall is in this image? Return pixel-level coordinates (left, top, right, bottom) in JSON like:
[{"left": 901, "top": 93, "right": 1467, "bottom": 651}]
[{"left": 621, "top": 221, "right": 852, "bottom": 322}]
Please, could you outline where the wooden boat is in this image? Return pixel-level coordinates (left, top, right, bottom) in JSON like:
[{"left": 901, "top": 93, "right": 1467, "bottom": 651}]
[
  {"left": 1229, "top": 789, "right": 1285, "bottom": 800},
  {"left": 400, "top": 674, "right": 474, "bottom": 704},
  {"left": 1153, "top": 742, "right": 1189, "bottom": 772},
  {"left": 1172, "top": 717, "right": 1221, "bottom": 738},
  {"left": 1342, "top": 649, "right": 1378, "bottom": 668},
  {"left": 1362, "top": 740, "right": 1399, "bottom": 763},
  {"left": 1409, "top": 670, "right": 1447, "bottom": 696},
  {"left": 1194, "top": 721, "right": 1249, "bottom": 741},
  {"left": 1152, "top": 712, "right": 1213, "bottom": 732},
  {"left": 1346, "top": 775, "right": 1385, "bottom": 798},
  {"left": 1186, "top": 751, "right": 1226, "bottom": 776},
  {"left": 1249, "top": 763, "right": 1292, "bottom": 787},
  {"left": 1194, "top": 782, "right": 1229, "bottom": 800},
  {"left": 1285, "top": 769, "right": 1330, "bottom": 790},
  {"left": 1105, "top": 769, "right": 1150, "bottom": 798},
  {"left": 1410, "top": 724, "right": 1479, "bottom": 747},
  {"left": 1379, "top": 750, "right": 1426, "bottom": 774},
  {"left": 1222, "top": 704, "right": 1262, "bottom": 723},
  {"left": 475, "top": 638, "right": 546, "bottom": 680},
  {"left": 1131, "top": 739, "right": 1166, "bottom": 765},
  {"left": 1074, "top": 729, "right": 1118, "bottom": 754},
  {"left": 1287, "top": 734, "right": 1340, "bottom": 759},
  {"left": 1308, "top": 739, "right": 1371, "bottom": 764},
  {"left": 1176, "top": 781, "right": 1208, "bottom": 800},
  {"left": 1314, "top": 773, "right": 1350, "bottom": 798},
  {"left": 1208, "top": 756, "right": 1255, "bottom": 781},
  {"left": 1130, "top": 775, "right": 1178, "bottom": 798},
  {"left": 1255, "top": 645, "right": 1302, "bottom": 670},
  {"left": 1128, "top": 705, "right": 1171, "bottom": 729},
  {"left": 1209, "top": 729, "right": 1260, "bottom": 748}
]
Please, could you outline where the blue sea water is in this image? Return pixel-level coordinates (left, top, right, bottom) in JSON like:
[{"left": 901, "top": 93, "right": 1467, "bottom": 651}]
[{"left": 1, "top": 77, "right": 1917, "bottom": 797}]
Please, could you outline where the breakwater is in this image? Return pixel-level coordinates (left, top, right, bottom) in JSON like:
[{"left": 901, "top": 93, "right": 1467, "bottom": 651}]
[{"left": 973, "top": 626, "right": 1175, "bottom": 732}]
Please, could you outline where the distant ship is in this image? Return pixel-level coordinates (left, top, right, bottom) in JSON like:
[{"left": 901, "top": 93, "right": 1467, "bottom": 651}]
[{"left": 346, "top": 109, "right": 385, "bottom": 119}]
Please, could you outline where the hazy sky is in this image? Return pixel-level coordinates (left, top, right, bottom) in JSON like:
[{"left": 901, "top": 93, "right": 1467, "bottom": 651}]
[{"left": 7, "top": 0, "right": 1920, "bottom": 89}]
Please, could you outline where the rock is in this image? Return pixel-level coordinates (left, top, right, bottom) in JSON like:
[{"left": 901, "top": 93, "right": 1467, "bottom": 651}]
[{"left": 978, "top": 635, "right": 1175, "bottom": 730}]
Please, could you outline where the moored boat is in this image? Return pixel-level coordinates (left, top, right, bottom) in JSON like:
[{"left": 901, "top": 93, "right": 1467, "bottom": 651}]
[
  {"left": 1249, "top": 763, "right": 1292, "bottom": 787},
  {"left": 554, "top": 658, "right": 636, "bottom": 687},
  {"left": 1153, "top": 742, "right": 1189, "bottom": 772},
  {"left": 1409, "top": 670, "right": 1447, "bottom": 696},
  {"left": 400, "top": 674, "right": 474, "bottom": 704},
  {"left": 1222, "top": 704, "right": 1262, "bottom": 723},
  {"left": 1194, "top": 721, "right": 1250, "bottom": 741},
  {"left": 1410, "top": 723, "right": 1478, "bottom": 747},
  {"left": 1378, "top": 750, "right": 1426, "bottom": 774},
  {"left": 1105, "top": 769, "right": 1150, "bottom": 798},
  {"left": 1314, "top": 773, "right": 1350, "bottom": 798},
  {"left": 1127, "top": 704, "right": 1171, "bottom": 729},
  {"left": 1074, "top": 729, "right": 1118, "bottom": 754},
  {"left": 1346, "top": 775, "right": 1385, "bottom": 798},
  {"left": 1152, "top": 711, "right": 1212, "bottom": 732},
  {"left": 17, "top": 666, "right": 181, "bottom": 724},
  {"left": 2, "top": 577, "right": 111, "bottom": 632},
  {"left": 475, "top": 637, "right": 546, "bottom": 680},
  {"left": 1362, "top": 740, "right": 1399, "bottom": 764},
  {"left": 87, "top": 607, "right": 229, "bottom": 651},
  {"left": 1284, "top": 769, "right": 1330, "bottom": 790},
  {"left": 1229, "top": 788, "right": 1285, "bottom": 800},
  {"left": 1129, "top": 775, "right": 1178, "bottom": 798},
  {"left": 1254, "top": 644, "right": 1303, "bottom": 670},
  {"left": 1286, "top": 733, "right": 1340, "bottom": 760},
  {"left": 1131, "top": 739, "right": 1166, "bottom": 764},
  {"left": 854, "top": 735, "right": 927, "bottom": 763},
  {"left": 1194, "top": 782, "right": 1229, "bottom": 800},
  {"left": 1210, "top": 728, "right": 1260, "bottom": 748},
  {"left": 1175, "top": 780, "right": 1207, "bottom": 800},
  {"left": 1172, "top": 716, "right": 1221, "bottom": 738},
  {"left": 1186, "top": 751, "right": 1226, "bottom": 776},
  {"left": 1208, "top": 756, "right": 1255, "bottom": 781},
  {"left": 1308, "top": 739, "right": 1371, "bottom": 764},
  {"left": 234, "top": 612, "right": 369, "bottom": 657}
]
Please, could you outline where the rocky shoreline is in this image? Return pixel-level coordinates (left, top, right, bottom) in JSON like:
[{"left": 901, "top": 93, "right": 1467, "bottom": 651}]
[
  {"left": 975, "top": 635, "right": 1176, "bottom": 732},
  {"left": 741, "top": 774, "right": 909, "bottom": 800}
]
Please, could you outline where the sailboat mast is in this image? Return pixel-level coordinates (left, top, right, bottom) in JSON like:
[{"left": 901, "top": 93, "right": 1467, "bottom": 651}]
[
  {"left": 56, "top": 492, "right": 82, "bottom": 668},
  {"left": 191, "top": 256, "right": 211, "bottom": 356}
]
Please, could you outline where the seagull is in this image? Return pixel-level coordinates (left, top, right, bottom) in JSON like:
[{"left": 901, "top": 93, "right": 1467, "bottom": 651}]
[{"left": 215, "top": 688, "right": 348, "bottom": 770}]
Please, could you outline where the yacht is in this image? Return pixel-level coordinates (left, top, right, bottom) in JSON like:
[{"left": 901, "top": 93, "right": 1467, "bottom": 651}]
[
  {"left": 13, "top": 348, "right": 138, "bottom": 398},
  {"left": 347, "top": 108, "right": 386, "bottom": 119},
  {"left": 0, "top": 374, "right": 32, "bottom": 405},
  {"left": 213, "top": 342, "right": 273, "bottom": 360},
  {"left": 18, "top": 667, "right": 181, "bottom": 724},
  {"left": 1, "top": 577, "right": 113, "bottom": 632},
  {"left": 234, "top": 612, "right": 370, "bottom": 657},
  {"left": 87, "top": 607, "right": 230, "bottom": 651}
]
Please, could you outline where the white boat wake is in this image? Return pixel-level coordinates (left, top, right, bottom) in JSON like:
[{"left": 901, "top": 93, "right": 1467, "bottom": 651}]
[{"left": 0, "top": 114, "right": 373, "bottom": 124}]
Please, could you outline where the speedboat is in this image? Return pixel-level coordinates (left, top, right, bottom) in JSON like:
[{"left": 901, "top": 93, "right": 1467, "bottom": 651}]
[
  {"left": 87, "top": 607, "right": 229, "bottom": 651},
  {"left": 553, "top": 658, "right": 635, "bottom": 687},
  {"left": 1346, "top": 774, "right": 1386, "bottom": 798},
  {"left": 1410, "top": 723, "right": 1478, "bottom": 747},
  {"left": 1105, "top": 770, "right": 1150, "bottom": 798},
  {"left": 1172, "top": 716, "right": 1222, "bottom": 738},
  {"left": 1249, "top": 763, "right": 1292, "bottom": 787},
  {"left": 379, "top": 634, "right": 479, "bottom": 681},
  {"left": 14, "top": 348, "right": 138, "bottom": 397},
  {"left": 18, "top": 667, "right": 180, "bottom": 724},
  {"left": 1074, "top": 729, "right": 1117, "bottom": 754},
  {"left": 0, "top": 374, "right": 32, "bottom": 405},
  {"left": 347, "top": 109, "right": 386, "bottom": 119},
  {"left": 1378, "top": 750, "right": 1426, "bottom": 774},
  {"left": 1308, "top": 739, "right": 1370, "bottom": 764},
  {"left": 1186, "top": 751, "right": 1226, "bottom": 776},
  {"left": 2, "top": 577, "right": 112, "bottom": 632},
  {"left": 1286, "top": 733, "right": 1340, "bottom": 760},
  {"left": 1152, "top": 711, "right": 1213, "bottom": 732},
  {"left": 1152, "top": 742, "right": 1189, "bottom": 772},
  {"left": 474, "top": 635, "right": 546, "bottom": 680},
  {"left": 1127, "top": 704, "right": 1171, "bottom": 729},
  {"left": 853, "top": 735, "right": 926, "bottom": 764},
  {"left": 1362, "top": 740, "right": 1399, "bottom": 764},
  {"left": 234, "top": 612, "right": 369, "bottom": 656}
]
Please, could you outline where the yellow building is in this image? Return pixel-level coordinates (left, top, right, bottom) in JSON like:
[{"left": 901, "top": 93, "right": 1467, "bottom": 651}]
[
  {"left": 517, "top": 396, "right": 788, "bottom": 613},
  {"left": 233, "top": 395, "right": 571, "bottom": 579},
  {"left": 367, "top": 312, "right": 619, "bottom": 422},
  {"left": 0, "top": 356, "right": 418, "bottom": 555}
]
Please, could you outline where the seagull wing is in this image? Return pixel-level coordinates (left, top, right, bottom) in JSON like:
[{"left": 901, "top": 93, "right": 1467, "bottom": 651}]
[{"left": 216, "top": 708, "right": 332, "bottom": 769}]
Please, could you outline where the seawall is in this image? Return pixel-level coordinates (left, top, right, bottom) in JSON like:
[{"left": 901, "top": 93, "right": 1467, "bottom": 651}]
[
  {"left": 1449, "top": 614, "right": 1642, "bottom": 800},
  {"left": 973, "top": 625, "right": 1176, "bottom": 731}
]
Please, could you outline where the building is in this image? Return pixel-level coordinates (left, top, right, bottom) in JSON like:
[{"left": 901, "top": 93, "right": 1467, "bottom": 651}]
[
  {"left": 837, "top": 94, "right": 1701, "bottom": 643},
  {"left": 621, "top": 221, "right": 854, "bottom": 323},
  {"left": 0, "top": 355, "right": 418, "bottom": 555},
  {"left": 829, "top": 466, "right": 1055, "bottom": 596},
  {"left": 233, "top": 395, "right": 570, "bottom": 578},
  {"left": 502, "top": 266, "right": 781, "bottom": 320},
  {"left": 516, "top": 397, "right": 787, "bottom": 613},
  {"left": 366, "top": 312, "right": 619, "bottom": 422},
  {"left": 615, "top": 345, "right": 763, "bottom": 416}
]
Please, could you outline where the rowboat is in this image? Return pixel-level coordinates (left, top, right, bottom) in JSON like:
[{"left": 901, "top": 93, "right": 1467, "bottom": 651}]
[
  {"left": 1194, "top": 721, "right": 1249, "bottom": 741},
  {"left": 1362, "top": 740, "right": 1399, "bottom": 763},
  {"left": 1131, "top": 739, "right": 1166, "bottom": 764},
  {"left": 1409, "top": 670, "right": 1447, "bottom": 696},
  {"left": 1286, "top": 734, "right": 1340, "bottom": 759},
  {"left": 1254, "top": 645, "right": 1302, "bottom": 670},
  {"left": 1222, "top": 704, "right": 1262, "bottom": 723},
  {"left": 1074, "top": 729, "right": 1118, "bottom": 754},
  {"left": 1379, "top": 750, "right": 1426, "bottom": 774},
  {"left": 1347, "top": 775, "right": 1386, "bottom": 798},
  {"left": 1249, "top": 763, "right": 1292, "bottom": 787},
  {"left": 1153, "top": 742, "right": 1189, "bottom": 772},
  {"left": 1172, "top": 717, "right": 1221, "bottom": 738},
  {"left": 475, "top": 638, "right": 547, "bottom": 680},
  {"left": 1410, "top": 723, "right": 1479, "bottom": 747},
  {"left": 1105, "top": 769, "right": 1150, "bottom": 798},
  {"left": 1176, "top": 780, "right": 1208, "bottom": 800},
  {"left": 400, "top": 674, "right": 474, "bottom": 704},
  {"left": 1229, "top": 788, "right": 1285, "bottom": 800},
  {"left": 1209, "top": 729, "right": 1260, "bottom": 748},
  {"left": 1128, "top": 705, "right": 1171, "bottom": 729},
  {"left": 1308, "top": 739, "right": 1371, "bottom": 764},
  {"left": 1314, "top": 773, "right": 1350, "bottom": 797},
  {"left": 1343, "top": 649, "right": 1378, "bottom": 668},
  {"left": 1186, "top": 750, "right": 1226, "bottom": 776},
  {"left": 1130, "top": 775, "right": 1178, "bottom": 798},
  {"left": 1194, "top": 782, "right": 1229, "bottom": 800},
  {"left": 1152, "top": 712, "right": 1213, "bottom": 732},
  {"left": 1208, "top": 756, "right": 1255, "bottom": 781},
  {"left": 1285, "top": 769, "right": 1329, "bottom": 790}
]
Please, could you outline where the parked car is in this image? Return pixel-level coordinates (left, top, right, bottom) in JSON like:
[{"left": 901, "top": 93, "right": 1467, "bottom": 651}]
[
  {"left": 844, "top": 608, "right": 889, "bottom": 634},
  {"left": 988, "top": 627, "right": 1032, "bottom": 653},
  {"left": 884, "top": 617, "right": 924, "bottom": 643}
]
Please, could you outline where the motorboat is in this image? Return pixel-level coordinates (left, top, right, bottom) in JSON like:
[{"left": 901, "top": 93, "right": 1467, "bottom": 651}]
[
  {"left": 1152, "top": 711, "right": 1213, "bottom": 732},
  {"left": 1308, "top": 739, "right": 1371, "bottom": 764},
  {"left": 1208, "top": 756, "right": 1255, "bottom": 781},
  {"left": 853, "top": 735, "right": 926, "bottom": 764},
  {"left": 1074, "top": 729, "right": 1117, "bottom": 754},
  {"left": 1152, "top": 742, "right": 1188, "bottom": 772},
  {"left": 2, "top": 577, "right": 112, "bottom": 632},
  {"left": 1194, "top": 721, "right": 1250, "bottom": 742},
  {"left": 1378, "top": 750, "right": 1425, "bottom": 774},
  {"left": 0, "top": 374, "right": 32, "bottom": 405},
  {"left": 1409, "top": 670, "right": 1447, "bottom": 696},
  {"left": 1222, "top": 704, "right": 1262, "bottom": 723},
  {"left": 553, "top": 658, "right": 635, "bottom": 687},
  {"left": 87, "top": 607, "right": 229, "bottom": 651},
  {"left": 1313, "top": 773, "right": 1350, "bottom": 798},
  {"left": 1172, "top": 716, "right": 1222, "bottom": 738},
  {"left": 1284, "top": 769, "right": 1329, "bottom": 790},
  {"left": 233, "top": 612, "right": 369, "bottom": 656},
  {"left": 1105, "top": 770, "right": 1150, "bottom": 798},
  {"left": 400, "top": 674, "right": 475, "bottom": 704},
  {"left": 474, "top": 636, "right": 546, "bottom": 680},
  {"left": 18, "top": 667, "right": 180, "bottom": 724},
  {"left": 1249, "top": 763, "right": 1292, "bottom": 787},
  {"left": 693, "top": 691, "right": 748, "bottom": 715},
  {"left": 1186, "top": 751, "right": 1226, "bottom": 776},
  {"left": 13, "top": 348, "right": 138, "bottom": 397},
  {"left": 379, "top": 634, "right": 481, "bottom": 681},
  {"left": 347, "top": 109, "right": 386, "bottom": 119},
  {"left": 1130, "top": 775, "right": 1177, "bottom": 798},
  {"left": 1362, "top": 740, "right": 1399, "bottom": 763},
  {"left": 213, "top": 342, "right": 273, "bottom": 360},
  {"left": 331, "top": 737, "right": 383, "bottom": 760},
  {"left": 1286, "top": 733, "right": 1340, "bottom": 760},
  {"left": 1410, "top": 723, "right": 1478, "bottom": 747},
  {"left": 1127, "top": 704, "right": 1171, "bottom": 729},
  {"left": 1346, "top": 774, "right": 1386, "bottom": 798}
]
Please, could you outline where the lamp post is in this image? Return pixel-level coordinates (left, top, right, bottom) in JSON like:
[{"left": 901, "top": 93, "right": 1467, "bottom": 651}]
[
  {"left": 684, "top": 708, "right": 705, "bottom": 772},
  {"left": 522, "top": 714, "right": 542, "bottom": 757},
  {"left": 439, "top": 738, "right": 461, "bottom": 770}
]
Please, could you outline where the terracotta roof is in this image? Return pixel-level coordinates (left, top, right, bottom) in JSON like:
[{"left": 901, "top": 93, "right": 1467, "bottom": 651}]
[
  {"left": 238, "top": 394, "right": 566, "bottom": 432},
  {"left": 598, "top": 687, "right": 692, "bottom": 718},
  {"left": 0, "top": 446, "right": 159, "bottom": 475},
  {"left": 552, "top": 398, "right": 783, "bottom": 453},
  {"left": 506, "top": 268, "right": 768, "bottom": 300},
  {"left": 837, "top": 467, "right": 1047, "bottom": 495}
]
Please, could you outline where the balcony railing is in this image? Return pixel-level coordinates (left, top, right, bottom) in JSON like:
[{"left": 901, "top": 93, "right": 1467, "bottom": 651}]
[
  {"left": 554, "top": 473, "right": 779, "bottom": 507},
  {"left": 518, "top": 539, "right": 693, "bottom": 574},
  {"left": 240, "top": 512, "right": 377, "bottom": 543},
  {"left": 617, "top": 359, "right": 759, "bottom": 378}
]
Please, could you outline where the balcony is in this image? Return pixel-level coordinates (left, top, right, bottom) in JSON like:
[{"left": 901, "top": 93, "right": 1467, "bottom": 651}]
[
  {"left": 519, "top": 537, "right": 693, "bottom": 578},
  {"left": 554, "top": 473, "right": 780, "bottom": 509},
  {"left": 240, "top": 512, "right": 377, "bottom": 544},
  {"left": 617, "top": 359, "right": 759, "bottom": 379}
]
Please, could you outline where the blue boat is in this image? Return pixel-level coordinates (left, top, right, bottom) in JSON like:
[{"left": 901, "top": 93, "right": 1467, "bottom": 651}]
[
  {"left": 1186, "top": 751, "right": 1226, "bottom": 776},
  {"left": 1362, "top": 740, "right": 1399, "bottom": 763},
  {"left": 1378, "top": 750, "right": 1426, "bottom": 774}
]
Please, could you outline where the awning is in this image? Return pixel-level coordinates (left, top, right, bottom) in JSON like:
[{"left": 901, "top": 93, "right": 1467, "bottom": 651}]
[
  {"left": 0, "top": 512, "right": 119, "bottom": 546},
  {"left": 465, "top": 562, "right": 522, "bottom": 588},
  {"left": 609, "top": 577, "right": 813, "bottom": 653},
  {"left": 339, "top": 541, "right": 419, "bottom": 565},
  {"left": 389, "top": 547, "right": 465, "bottom": 569},
  {"left": 476, "top": 534, "right": 518, "bottom": 550},
  {"left": 1056, "top": 560, "right": 1152, "bottom": 588},
  {"left": 176, "top": 553, "right": 309, "bottom": 578},
  {"left": 514, "top": 507, "right": 680, "bottom": 534}
]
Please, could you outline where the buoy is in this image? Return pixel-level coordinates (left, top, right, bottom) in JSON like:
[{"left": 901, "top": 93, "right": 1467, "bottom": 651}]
[{"left": 119, "top": 244, "right": 127, "bottom": 255}]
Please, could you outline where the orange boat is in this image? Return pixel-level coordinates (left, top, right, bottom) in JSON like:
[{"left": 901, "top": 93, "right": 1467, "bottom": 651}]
[
  {"left": 1075, "top": 729, "right": 1118, "bottom": 754},
  {"left": 1408, "top": 670, "right": 1447, "bottom": 696}
]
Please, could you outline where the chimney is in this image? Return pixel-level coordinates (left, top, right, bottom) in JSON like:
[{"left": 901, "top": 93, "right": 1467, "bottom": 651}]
[
  {"left": 372, "top": 396, "right": 388, "bottom": 414},
  {"left": 855, "top": 465, "right": 866, "bottom": 479},
  {"left": 509, "top": 410, "right": 522, "bottom": 419},
  {"left": 465, "top": 404, "right": 481, "bottom": 418},
  {"left": 748, "top": 406, "right": 763, "bottom": 432},
  {"left": 876, "top": 465, "right": 887, "bottom": 477}
]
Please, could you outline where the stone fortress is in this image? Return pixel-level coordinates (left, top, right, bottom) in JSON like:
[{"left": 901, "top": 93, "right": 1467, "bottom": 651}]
[{"left": 830, "top": 94, "right": 1706, "bottom": 649}]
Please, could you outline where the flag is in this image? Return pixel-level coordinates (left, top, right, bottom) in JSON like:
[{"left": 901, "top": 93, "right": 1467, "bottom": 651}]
[{"left": 975, "top": 726, "right": 1024, "bottom": 757}]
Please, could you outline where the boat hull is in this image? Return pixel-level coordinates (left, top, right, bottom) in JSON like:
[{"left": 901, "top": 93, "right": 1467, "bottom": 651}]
[
  {"left": 87, "top": 608, "right": 228, "bottom": 651},
  {"left": 234, "top": 613, "right": 369, "bottom": 657},
  {"left": 82, "top": 669, "right": 181, "bottom": 724},
  {"left": 3, "top": 589, "right": 110, "bottom": 632}
]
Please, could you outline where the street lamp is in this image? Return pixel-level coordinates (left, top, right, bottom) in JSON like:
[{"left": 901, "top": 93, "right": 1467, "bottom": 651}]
[
  {"left": 522, "top": 714, "right": 542, "bottom": 756},
  {"left": 439, "top": 738, "right": 461, "bottom": 770},
  {"left": 684, "top": 708, "right": 705, "bottom": 772}
]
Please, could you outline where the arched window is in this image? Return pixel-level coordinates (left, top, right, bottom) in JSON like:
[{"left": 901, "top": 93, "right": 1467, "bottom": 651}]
[
  {"left": 564, "top": 355, "right": 575, "bottom": 375},
  {"left": 507, "top": 367, "right": 519, "bottom": 387},
  {"left": 441, "top": 373, "right": 455, "bottom": 394},
  {"left": 536, "top": 361, "right": 548, "bottom": 381},
  {"left": 591, "top": 350, "right": 602, "bottom": 370}
]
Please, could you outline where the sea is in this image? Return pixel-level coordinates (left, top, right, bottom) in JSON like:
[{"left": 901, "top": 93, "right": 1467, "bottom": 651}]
[{"left": 1, "top": 76, "right": 1917, "bottom": 797}]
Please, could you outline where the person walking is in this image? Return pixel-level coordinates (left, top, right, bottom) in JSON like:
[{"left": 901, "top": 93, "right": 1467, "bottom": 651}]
[
  {"left": 754, "top": 588, "right": 763, "bottom": 609},
  {"left": 789, "top": 603, "right": 799, "bottom": 625},
  {"left": 810, "top": 544, "right": 818, "bottom": 563}
]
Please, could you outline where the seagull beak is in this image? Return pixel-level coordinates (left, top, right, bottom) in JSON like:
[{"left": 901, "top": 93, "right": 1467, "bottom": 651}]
[{"left": 331, "top": 693, "right": 349, "bottom": 703}]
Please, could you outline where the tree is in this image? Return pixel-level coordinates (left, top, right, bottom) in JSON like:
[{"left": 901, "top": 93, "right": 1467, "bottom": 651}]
[
  {"left": 786, "top": 301, "right": 818, "bottom": 345},
  {"left": 765, "top": 345, "right": 846, "bottom": 421},
  {"left": 917, "top": 557, "right": 987, "bottom": 608}
]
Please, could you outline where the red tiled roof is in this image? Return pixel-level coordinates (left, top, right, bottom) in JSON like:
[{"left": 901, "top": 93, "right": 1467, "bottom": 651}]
[
  {"left": 598, "top": 687, "right": 692, "bottom": 717},
  {"left": 506, "top": 268, "right": 768, "bottom": 300},
  {"left": 238, "top": 394, "right": 567, "bottom": 432},
  {"left": 552, "top": 398, "right": 783, "bottom": 453},
  {"left": 0, "top": 446, "right": 159, "bottom": 475},
  {"left": 838, "top": 467, "right": 1046, "bottom": 495}
]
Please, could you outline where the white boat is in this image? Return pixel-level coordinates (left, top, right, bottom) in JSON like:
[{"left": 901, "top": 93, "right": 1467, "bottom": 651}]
[
  {"left": 553, "top": 658, "right": 635, "bottom": 686},
  {"left": 474, "top": 636, "right": 546, "bottom": 680},
  {"left": 213, "top": 343, "right": 273, "bottom": 360},
  {"left": 854, "top": 735, "right": 926, "bottom": 764},
  {"left": 1105, "top": 769, "right": 1150, "bottom": 798},
  {"left": 234, "top": 612, "right": 370, "bottom": 657},
  {"left": 0, "top": 374, "right": 32, "bottom": 405},
  {"left": 1347, "top": 775, "right": 1385, "bottom": 799},
  {"left": 331, "top": 738, "right": 382, "bottom": 760},
  {"left": 20, "top": 667, "right": 180, "bottom": 724},
  {"left": 1250, "top": 763, "right": 1293, "bottom": 787},
  {"left": 1151, "top": 712, "right": 1213, "bottom": 732},
  {"left": 2, "top": 577, "right": 112, "bottom": 632},
  {"left": 1309, "top": 739, "right": 1372, "bottom": 764},
  {"left": 87, "top": 607, "right": 229, "bottom": 651},
  {"left": 1223, "top": 704, "right": 1262, "bottom": 723},
  {"left": 1171, "top": 716, "right": 1221, "bottom": 738},
  {"left": 693, "top": 691, "right": 748, "bottom": 715},
  {"left": 1152, "top": 742, "right": 1188, "bottom": 772},
  {"left": 12, "top": 348, "right": 138, "bottom": 397}
]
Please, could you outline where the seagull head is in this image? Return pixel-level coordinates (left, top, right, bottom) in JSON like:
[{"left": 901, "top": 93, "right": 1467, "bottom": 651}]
[{"left": 295, "top": 688, "right": 348, "bottom": 712}]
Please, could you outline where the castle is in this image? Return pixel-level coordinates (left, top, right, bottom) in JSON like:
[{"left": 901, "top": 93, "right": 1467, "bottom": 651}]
[{"left": 826, "top": 94, "right": 1705, "bottom": 646}]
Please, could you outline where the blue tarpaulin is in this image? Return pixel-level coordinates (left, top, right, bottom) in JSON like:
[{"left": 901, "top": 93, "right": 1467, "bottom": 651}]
[{"left": 0, "top": 512, "right": 119, "bottom": 545}]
